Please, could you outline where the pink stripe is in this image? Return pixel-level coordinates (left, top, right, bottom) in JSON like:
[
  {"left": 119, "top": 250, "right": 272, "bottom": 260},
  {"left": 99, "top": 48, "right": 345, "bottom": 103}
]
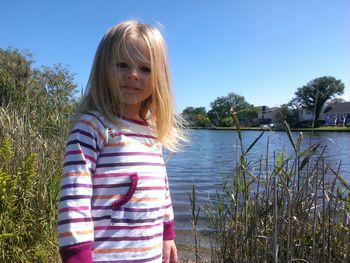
[
  {"left": 93, "top": 172, "right": 136, "bottom": 179},
  {"left": 100, "top": 152, "right": 161, "bottom": 157},
  {"left": 85, "top": 155, "right": 96, "bottom": 163},
  {"left": 94, "top": 222, "right": 162, "bottom": 231},
  {"left": 65, "top": 150, "right": 96, "bottom": 163},
  {"left": 58, "top": 206, "right": 90, "bottom": 213}
]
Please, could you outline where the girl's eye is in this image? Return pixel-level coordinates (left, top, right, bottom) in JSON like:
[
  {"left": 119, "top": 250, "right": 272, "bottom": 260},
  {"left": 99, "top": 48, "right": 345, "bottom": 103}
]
[
  {"left": 117, "top": 63, "right": 129, "bottom": 69},
  {"left": 140, "top": 66, "right": 151, "bottom": 74}
]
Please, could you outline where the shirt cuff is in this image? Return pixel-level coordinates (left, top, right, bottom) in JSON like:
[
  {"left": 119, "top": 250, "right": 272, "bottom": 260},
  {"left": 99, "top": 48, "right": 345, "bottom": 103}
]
[
  {"left": 163, "top": 220, "right": 176, "bottom": 240},
  {"left": 60, "top": 242, "right": 93, "bottom": 263}
]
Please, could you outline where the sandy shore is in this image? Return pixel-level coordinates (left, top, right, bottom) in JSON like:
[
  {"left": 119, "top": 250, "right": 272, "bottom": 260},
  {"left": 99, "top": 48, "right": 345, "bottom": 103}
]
[{"left": 175, "top": 230, "right": 211, "bottom": 262}]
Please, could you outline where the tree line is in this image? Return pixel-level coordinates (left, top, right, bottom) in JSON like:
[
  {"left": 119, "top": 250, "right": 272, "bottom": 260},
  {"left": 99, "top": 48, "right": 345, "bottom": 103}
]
[
  {"left": 182, "top": 77, "right": 345, "bottom": 128},
  {"left": 0, "top": 47, "right": 346, "bottom": 130}
]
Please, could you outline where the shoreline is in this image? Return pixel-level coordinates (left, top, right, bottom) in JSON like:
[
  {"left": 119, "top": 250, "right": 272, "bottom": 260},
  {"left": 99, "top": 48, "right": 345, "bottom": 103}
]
[
  {"left": 175, "top": 230, "right": 211, "bottom": 262},
  {"left": 189, "top": 126, "right": 350, "bottom": 132}
]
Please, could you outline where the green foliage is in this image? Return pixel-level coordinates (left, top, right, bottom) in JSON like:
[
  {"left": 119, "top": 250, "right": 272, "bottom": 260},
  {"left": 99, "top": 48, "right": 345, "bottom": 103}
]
[
  {"left": 0, "top": 48, "right": 33, "bottom": 107},
  {"left": 208, "top": 92, "right": 254, "bottom": 127},
  {"left": 0, "top": 48, "right": 75, "bottom": 262},
  {"left": 220, "top": 116, "right": 234, "bottom": 127},
  {"left": 274, "top": 104, "right": 299, "bottom": 127},
  {"left": 0, "top": 170, "right": 16, "bottom": 213},
  {"left": 290, "top": 76, "right": 345, "bottom": 127},
  {"left": 182, "top": 107, "right": 212, "bottom": 127}
]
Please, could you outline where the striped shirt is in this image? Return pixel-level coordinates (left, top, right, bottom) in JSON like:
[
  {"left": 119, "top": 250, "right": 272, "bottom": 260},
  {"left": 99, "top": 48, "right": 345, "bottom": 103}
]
[{"left": 58, "top": 112, "right": 175, "bottom": 263}]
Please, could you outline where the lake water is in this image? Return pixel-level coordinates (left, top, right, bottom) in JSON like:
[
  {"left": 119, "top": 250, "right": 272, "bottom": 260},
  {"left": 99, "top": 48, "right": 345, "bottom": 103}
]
[{"left": 165, "top": 130, "right": 350, "bottom": 232}]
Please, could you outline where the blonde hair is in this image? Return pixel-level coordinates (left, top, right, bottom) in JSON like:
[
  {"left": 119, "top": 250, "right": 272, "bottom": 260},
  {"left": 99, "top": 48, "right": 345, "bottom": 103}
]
[{"left": 76, "top": 20, "right": 187, "bottom": 152}]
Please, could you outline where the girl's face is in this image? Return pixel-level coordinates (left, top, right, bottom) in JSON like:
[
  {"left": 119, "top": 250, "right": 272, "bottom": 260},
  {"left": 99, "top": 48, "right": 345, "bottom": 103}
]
[{"left": 116, "top": 40, "right": 152, "bottom": 118}]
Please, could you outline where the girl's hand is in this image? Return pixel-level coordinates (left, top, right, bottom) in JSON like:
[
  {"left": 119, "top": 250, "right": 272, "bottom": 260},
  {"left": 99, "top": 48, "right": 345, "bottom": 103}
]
[{"left": 163, "top": 240, "right": 177, "bottom": 263}]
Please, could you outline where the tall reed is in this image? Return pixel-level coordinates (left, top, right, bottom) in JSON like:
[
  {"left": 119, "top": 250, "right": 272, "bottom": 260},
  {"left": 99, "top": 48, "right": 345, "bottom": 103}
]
[
  {"left": 0, "top": 104, "right": 68, "bottom": 262},
  {"left": 192, "top": 112, "right": 350, "bottom": 262}
]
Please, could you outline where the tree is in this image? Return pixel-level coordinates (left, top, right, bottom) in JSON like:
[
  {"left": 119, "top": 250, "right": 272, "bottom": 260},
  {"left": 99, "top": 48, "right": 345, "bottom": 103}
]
[
  {"left": 0, "top": 48, "right": 34, "bottom": 107},
  {"left": 274, "top": 104, "right": 298, "bottom": 127},
  {"left": 328, "top": 97, "right": 345, "bottom": 106},
  {"left": 208, "top": 92, "right": 252, "bottom": 127},
  {"left": 0, "top": 48, "right": 78, "bottom": 135},
  {"left": 290, "top": 76, "right": 345, "bottom": 127},
  {"left": 182, "top": 107, "right": 211, "bottom": 127}
]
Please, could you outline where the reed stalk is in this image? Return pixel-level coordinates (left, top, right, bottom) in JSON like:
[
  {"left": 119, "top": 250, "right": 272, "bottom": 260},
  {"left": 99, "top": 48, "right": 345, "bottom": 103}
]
[{"left": 195, "top": 111, "right": 349, "bottom": 262}]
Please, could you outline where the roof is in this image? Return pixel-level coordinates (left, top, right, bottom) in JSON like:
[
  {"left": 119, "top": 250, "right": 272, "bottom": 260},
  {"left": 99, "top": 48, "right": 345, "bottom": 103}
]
[{"left": 323, "top": 102, "right": 350, "bottom": 114}]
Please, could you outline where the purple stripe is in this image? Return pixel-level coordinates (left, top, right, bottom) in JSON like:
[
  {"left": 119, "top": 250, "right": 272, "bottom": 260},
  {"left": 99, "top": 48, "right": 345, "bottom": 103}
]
[
  {"left": 61, "top": 183, "right": 91, "bottom": 190},
  {"left": 92, "top": 205, "right": 112, "bottom": 210},
  {"left": 57, "top": 217, "right": 92, "bottom": 225},
  {"left": 111, "top": 216, "right": 163, "bottom": 224},
  {"left": 94, "top": 232, "right": 162, "bottom": 242},
  {"left": 66, "top": 140, "right": 98, "bottom": 152},
  {"left": 99, "top": 152, "right": 161, "bottom": 158},
  {"left": 95, "top": 253, "right": 162, "bottom": 263},
  {"left": 85, "top": 112, "right": 106, "bottom": 127},
  {"left": 63, "top": 160, "right": 87, "bottom": 167},
  {"left": 92, "top": 206, "right": 163, "bottom": 212},
  {"left": 96, "top": 162, "right": 164, "bottom": 168},
  {"left": 93, "top": 183, "right": 131, "bottom": 189},
  {"left": 60, "top": 195, "right": 91, "bottom": 201},
  {"left": 71, "top": 129, "right": 96, "bottom": 140},
  {"left": 93, "top": 215, "right": 112, "bottom": 221}
]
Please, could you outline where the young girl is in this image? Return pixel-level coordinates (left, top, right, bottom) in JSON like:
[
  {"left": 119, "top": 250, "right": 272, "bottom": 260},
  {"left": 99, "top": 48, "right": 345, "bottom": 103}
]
[{"left": 57, "top": 20, "right": 185, "bottom": 263}]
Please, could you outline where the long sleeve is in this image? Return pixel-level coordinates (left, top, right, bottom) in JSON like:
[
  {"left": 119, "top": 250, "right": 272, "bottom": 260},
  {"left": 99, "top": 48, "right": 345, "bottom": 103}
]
[
  {"left": 163, "top": 172, "right": 176, "bottom": 240},
  {"left": 57, "top": 113, "right": 106, "bottom": 263}
]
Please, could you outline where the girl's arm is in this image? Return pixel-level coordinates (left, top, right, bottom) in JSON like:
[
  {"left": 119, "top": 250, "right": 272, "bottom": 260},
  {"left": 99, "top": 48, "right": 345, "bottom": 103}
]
[
  {"left": 163, "top": 173, "right": 176, "bottom": 240},
  {"left": 163, "top": 173, "right": 177, "bottom": 263},
  {"left": 57, "top": 113, "right": 106, "bottom": 263}
]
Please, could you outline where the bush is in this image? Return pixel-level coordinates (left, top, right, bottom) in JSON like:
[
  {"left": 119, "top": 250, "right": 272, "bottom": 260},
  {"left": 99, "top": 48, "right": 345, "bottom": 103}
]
[{"left": 0, "top": 48, "right": 76, "bottom": 262}]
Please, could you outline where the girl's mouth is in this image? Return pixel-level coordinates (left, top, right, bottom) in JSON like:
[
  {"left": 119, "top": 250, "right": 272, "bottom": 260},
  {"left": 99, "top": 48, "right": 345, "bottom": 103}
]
[{"left": 122, "top": 85, "right": 140, "bottom": 91}]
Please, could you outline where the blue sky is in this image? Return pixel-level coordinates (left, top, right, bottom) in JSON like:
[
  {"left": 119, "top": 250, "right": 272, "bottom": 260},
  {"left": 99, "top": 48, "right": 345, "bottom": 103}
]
[{"left": 1, "top": 0, "right": 349, "bottom": 112}]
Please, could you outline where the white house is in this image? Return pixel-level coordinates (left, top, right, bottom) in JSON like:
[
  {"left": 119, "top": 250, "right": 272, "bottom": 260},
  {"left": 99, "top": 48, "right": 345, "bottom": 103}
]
[
  {"left": 256, "top": 106, "right": 280, "bottom": 124},
  {"left": 322, "top": 102, "right": 350, "bottom": 126},
  {"left": 256, "top": 105, "right": 324, "bottom": 125},
  {"left": 298, "top": 109, "right": 315, "bottom": 122}
]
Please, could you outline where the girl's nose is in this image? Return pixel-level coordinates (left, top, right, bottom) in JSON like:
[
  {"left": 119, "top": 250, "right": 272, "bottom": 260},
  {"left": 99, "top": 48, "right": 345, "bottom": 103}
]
[{"left": 126, "top": 68, "right": 140, "bottom": 80}]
